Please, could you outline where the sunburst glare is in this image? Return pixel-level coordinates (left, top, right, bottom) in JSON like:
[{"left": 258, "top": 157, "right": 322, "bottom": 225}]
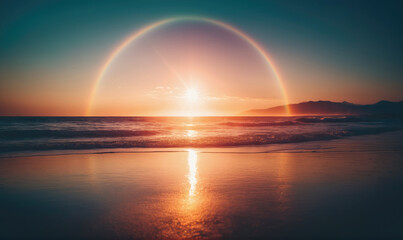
[{"left": 185, "top": 88, "right": 200, "bottom": 103}]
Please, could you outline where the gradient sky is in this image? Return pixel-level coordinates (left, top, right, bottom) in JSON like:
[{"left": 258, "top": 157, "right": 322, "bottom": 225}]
[{"left": 0, "top": 0, "right": 402, "bottom": 116}]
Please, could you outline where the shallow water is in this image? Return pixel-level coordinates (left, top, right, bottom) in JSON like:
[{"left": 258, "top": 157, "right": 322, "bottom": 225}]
[{"left": 1, "top": 132, "right": 403, "bottom": 239}]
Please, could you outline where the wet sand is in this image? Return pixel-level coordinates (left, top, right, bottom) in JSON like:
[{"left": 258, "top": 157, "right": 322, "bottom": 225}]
[{"left": 1, "top": 132, "right": 403, "bottom": 239}]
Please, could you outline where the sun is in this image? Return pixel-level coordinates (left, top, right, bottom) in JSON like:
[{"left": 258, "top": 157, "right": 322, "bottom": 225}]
[{"left": 185, "top": 88, "right": 200, "bottom": 102}]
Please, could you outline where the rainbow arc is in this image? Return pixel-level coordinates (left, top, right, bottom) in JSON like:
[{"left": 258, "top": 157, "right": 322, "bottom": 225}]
[{"left": 87, "top": 16, "right": 290, "bottom": 116}]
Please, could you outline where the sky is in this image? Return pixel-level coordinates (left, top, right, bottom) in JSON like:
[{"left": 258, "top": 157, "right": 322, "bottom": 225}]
[{"left": 0, "top": 0, "right": 402, "bottom": 116}]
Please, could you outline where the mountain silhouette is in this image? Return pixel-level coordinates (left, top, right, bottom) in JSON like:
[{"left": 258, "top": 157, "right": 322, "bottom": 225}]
[{"left": 240, "top": 100, "right": 403, "bottom": 116}]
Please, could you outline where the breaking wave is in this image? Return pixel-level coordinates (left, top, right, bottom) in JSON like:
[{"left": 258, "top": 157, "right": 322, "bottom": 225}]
[{"left": 0, "top": 116, "right": 402, "bottom": 153}]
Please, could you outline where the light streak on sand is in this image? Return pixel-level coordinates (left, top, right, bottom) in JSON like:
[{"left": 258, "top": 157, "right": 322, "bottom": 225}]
[{"left": 187, "top": 149, "right": 198, "bottom": 198}]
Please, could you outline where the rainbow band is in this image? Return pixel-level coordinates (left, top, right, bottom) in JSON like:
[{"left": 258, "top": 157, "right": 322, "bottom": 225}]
[{"left": 87, "top": 16, "right": 290, "bottom": 115}]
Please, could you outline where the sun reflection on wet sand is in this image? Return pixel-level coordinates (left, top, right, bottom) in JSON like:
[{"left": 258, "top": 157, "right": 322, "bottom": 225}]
[
  {"left": 3, "top": 143, "right": 402, "bottom": 239},
  {"left": 187, "top": 149, "right": 198, "bottom": 198}
]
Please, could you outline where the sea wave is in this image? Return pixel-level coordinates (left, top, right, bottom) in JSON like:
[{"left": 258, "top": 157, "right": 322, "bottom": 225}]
[
  {"left": 1, "top": 116, "right": 402, "bottom": 154},
  {"left": 219, "top": 116, "right": 374, "bottom": 127},
  {"left": 0, "top": 130, "right": 160, "bottom": 140},
  {"left": 219, "top": 121, "right": 300, "bottom": 127},
  {"left": 296, "top": 116, "right": 366, "bottom": 123},
  {"left": 0, "top": 125, "right": 401, "bottom": 153}
]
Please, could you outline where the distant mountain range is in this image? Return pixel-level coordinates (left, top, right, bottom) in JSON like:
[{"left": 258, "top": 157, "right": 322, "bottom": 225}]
[{"left": 240, "top": 100, "right": 403, "bottom": 116}]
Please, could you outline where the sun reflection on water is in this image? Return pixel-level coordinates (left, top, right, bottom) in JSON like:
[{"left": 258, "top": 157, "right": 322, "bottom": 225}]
[{"left": 186, "top": 129, "right": 197, "bottom": 138}]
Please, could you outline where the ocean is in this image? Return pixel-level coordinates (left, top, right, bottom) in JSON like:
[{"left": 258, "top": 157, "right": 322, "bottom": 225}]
[{"left": 1, "top": 116, "right": 402, "bottom": 155}]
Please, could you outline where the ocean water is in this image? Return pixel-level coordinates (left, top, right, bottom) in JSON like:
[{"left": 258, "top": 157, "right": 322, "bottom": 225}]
[{"left": 0, "top": 116, "right": 402, "bottom": 155}]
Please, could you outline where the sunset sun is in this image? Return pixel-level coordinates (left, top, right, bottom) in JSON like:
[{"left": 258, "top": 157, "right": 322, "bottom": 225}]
[{"left": 185, "top": 88, "right": 200, "bottom": 103}]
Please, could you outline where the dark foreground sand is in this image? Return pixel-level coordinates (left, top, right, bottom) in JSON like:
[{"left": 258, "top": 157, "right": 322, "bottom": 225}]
[{"left": 1, "top": 132, "right": 403, "bottom": 239}]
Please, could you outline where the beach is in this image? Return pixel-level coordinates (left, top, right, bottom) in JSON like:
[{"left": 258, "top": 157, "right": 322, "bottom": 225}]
[
  {"left": 1, "top": 131, "right": 402, "bottom": 239},
  {"left": 1, "top": 1, "right": 402, "bottom": 239}
]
